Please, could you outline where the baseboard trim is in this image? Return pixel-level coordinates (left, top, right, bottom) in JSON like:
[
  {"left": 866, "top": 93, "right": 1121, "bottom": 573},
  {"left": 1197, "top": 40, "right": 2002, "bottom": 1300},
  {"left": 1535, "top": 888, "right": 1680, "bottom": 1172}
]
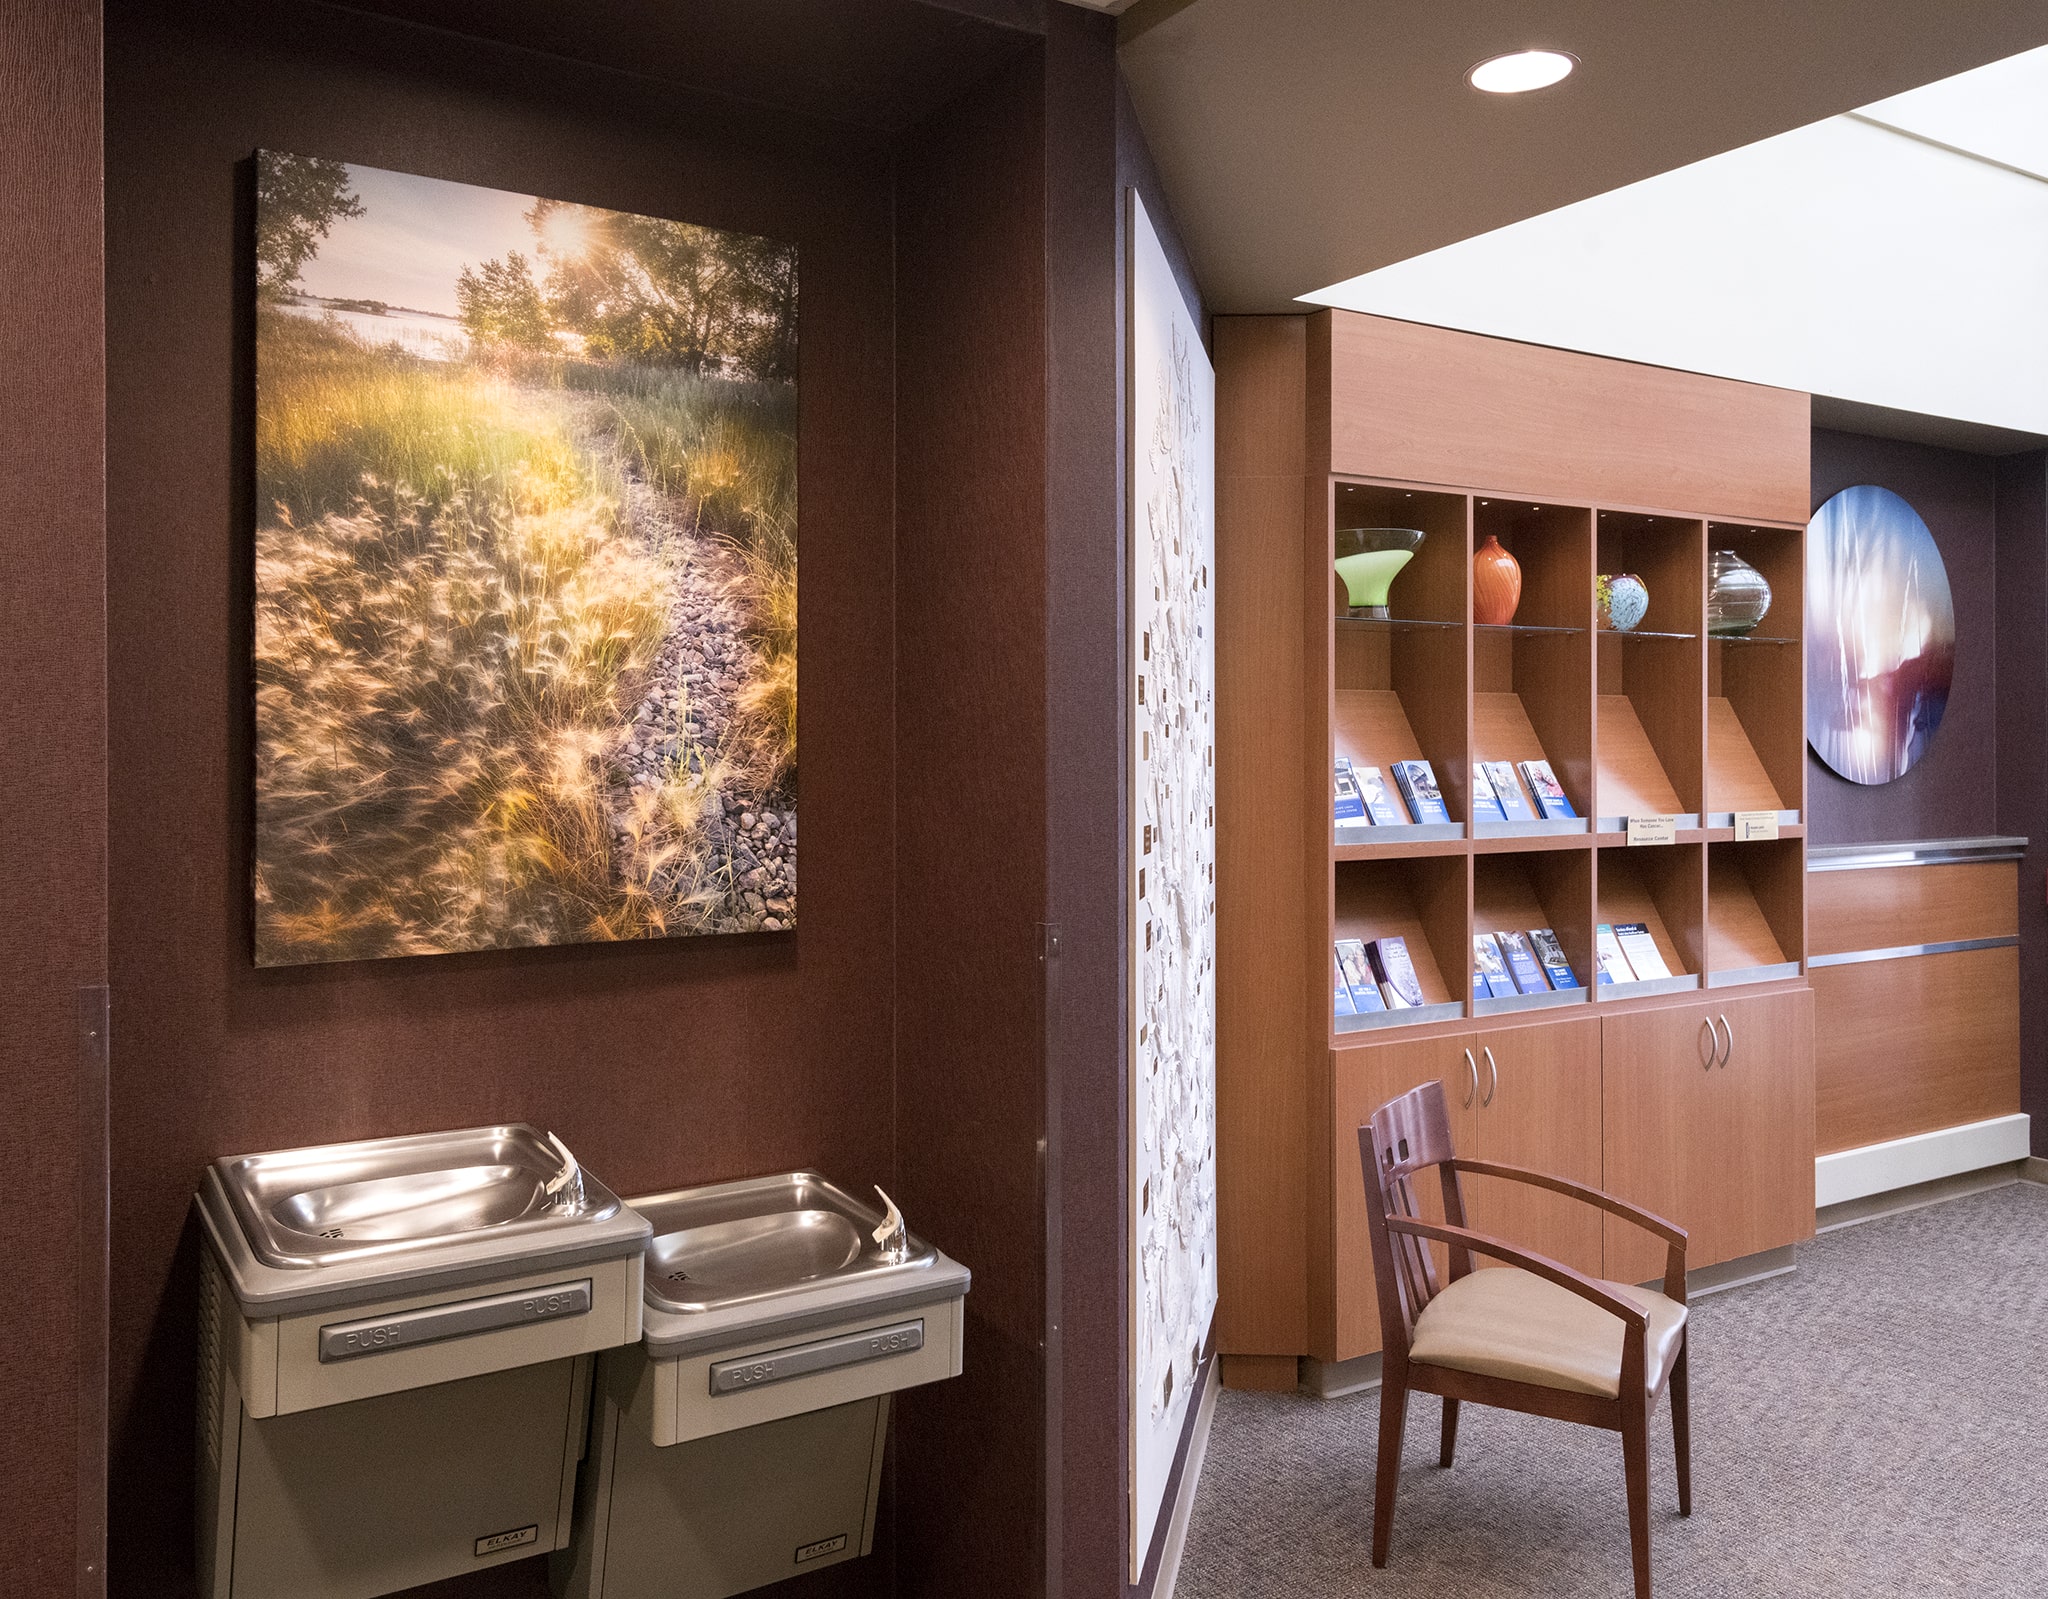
[
  {"left": 2024, "top": 1157, "right": 2048, "bottom": 1186},
  {"left": 1302, "top": 1351, "right": 1380, "bottom": 1400},
  {"left": 1814, "top": 1114, "right": 2032, "bottom": 1209},
  {"left": 1144, "top": 1352, "right": 1219, "bottom": 1599},
  {"left": 1685, "top": 1245, "right": 1798, "bottom": 1297},
  {"left": 1817, "top": 1162, "right": 2024, "bottom": 1231}
]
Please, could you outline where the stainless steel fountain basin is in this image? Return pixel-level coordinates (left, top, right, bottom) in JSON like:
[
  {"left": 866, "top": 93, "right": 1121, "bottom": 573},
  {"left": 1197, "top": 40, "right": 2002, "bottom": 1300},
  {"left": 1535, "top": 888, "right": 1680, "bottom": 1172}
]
[
  {"left": 215, "top": 1125, "right": 620, "bottom": 1270},
  {"left": 638, "top": 1174, "right": 935, "bottom": 1316}
]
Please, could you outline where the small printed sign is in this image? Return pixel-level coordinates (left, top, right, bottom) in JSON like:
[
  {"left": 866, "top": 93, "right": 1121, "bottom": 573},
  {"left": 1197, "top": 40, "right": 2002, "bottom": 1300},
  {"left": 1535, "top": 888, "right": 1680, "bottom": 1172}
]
[
  {"left": 475, "top": 1525, "right": 538, "bottom": 1558},
  {"left": 1734, "top": 810, "right": 1780, "bottom": 842},
  {"left": 796, "top": 1534, "right": 850, "bottom": 1565},
  {"left": 1626, "top": 815, "right": 1677, "bottom": 847}
]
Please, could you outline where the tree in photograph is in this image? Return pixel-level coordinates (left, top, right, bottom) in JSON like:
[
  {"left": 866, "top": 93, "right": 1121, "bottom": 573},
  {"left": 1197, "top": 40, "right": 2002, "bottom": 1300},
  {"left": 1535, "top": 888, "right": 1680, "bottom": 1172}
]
[
  {"left": 456, "top": 252, "right": 555, "bottom": 353},
  {"left": 528, "top": 198, "right": 796, "bottom": 380},
  {"left": 255, "top": 153, "right": 364, "bottom": 300}
]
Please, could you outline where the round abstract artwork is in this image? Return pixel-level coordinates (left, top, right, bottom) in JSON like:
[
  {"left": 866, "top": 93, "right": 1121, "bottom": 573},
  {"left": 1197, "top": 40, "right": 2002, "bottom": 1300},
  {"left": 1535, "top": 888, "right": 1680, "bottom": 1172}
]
[{"left": 1806, "top": 485, "right": 1955, "bottom": 785}]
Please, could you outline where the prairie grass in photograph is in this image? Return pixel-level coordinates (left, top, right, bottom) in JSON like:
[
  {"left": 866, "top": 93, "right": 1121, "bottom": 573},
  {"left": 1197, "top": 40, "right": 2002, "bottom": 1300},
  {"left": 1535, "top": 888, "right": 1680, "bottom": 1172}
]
[{"left": 253, "top": 153, "right": 797, "bottom": 964}]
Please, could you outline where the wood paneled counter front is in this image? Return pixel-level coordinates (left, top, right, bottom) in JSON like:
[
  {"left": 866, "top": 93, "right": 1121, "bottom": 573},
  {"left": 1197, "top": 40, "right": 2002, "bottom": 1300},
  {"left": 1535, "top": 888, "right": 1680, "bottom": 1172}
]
[{"left": 1216, "top": 312, "right": 1817, "bottom": 1385}]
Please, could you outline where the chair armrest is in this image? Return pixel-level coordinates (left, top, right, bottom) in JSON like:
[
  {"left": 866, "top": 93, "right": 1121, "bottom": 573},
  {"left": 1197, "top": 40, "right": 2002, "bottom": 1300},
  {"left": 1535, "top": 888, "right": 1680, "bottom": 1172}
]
[
  {"left": 1446, "top": 1159, "right": 1688, "bottom": 1249},
  {"left": 1383, "top": 1216, "right": 1647, "bottom": 1328}
]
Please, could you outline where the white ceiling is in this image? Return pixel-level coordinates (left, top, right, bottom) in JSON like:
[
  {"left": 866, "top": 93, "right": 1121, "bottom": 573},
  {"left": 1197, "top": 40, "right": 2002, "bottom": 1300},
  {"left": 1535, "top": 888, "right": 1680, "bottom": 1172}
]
[
  {"left": 1306, "top": 46, "right": 2048, "bottom": 440},
  {"left": 1119, "top": 0, "right": 2048, "bottom": 312}
]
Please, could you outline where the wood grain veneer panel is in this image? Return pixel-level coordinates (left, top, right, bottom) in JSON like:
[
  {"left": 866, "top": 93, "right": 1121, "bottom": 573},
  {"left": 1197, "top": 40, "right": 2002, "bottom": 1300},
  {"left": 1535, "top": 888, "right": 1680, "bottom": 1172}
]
[
  {"left": 1808, "top": 862, "right": 2017, "bottom": 955},
  {"left": 1458, "top": 1018, "right": 1604, "bottom": 1283},
  {"left": 1706, "top": 696, "right": 1786, "bottom": 813},
  {"left": 1713, "top": 647, "right": 1803, "bottom": 816},
  {"left": 1814, "top": 948, "right": 2021, "bottom": 1154},
  {"left": 1603, "top": 990, "right": 1813, "bottom": 1282},
  {"left": 1321, "top": 311, "right": 1809, "bottom": 522},
  {"left": 1391, "top": 631, "right": 1471, "bottom": 822},
  {"left": 1596, "top": 695, "right": 1684, "bottom": 817},
  {"left": 1330, "top": 1033, "right": 1471, "bottom": 1359},
  {"left": 1334, "top": 688, "right": 1424, "bottom": 769},
  {"left": 1708, "top": 857, "right": 1788, "bottom": 972},
  {"left": 1217, "top": 316, "right": 1308, "bottom": 477},
  {"left": 1215, "top": 315, "right": 1312, "bottom": 1356},
  {"left": 1335, "top": 619, "right": 1391, "bottom": 690},
  {"left": 1334, "top": 858, "right": 1464, "bottom": 1007},
  {"left": 1598, "top": 847, "right": 1700, "bottom": 979},
  {"left": 1220, "top": 1355, "right": 1300, "bottom": 1392},
  {"left": 1473, "top": 691, "right": 1552, "bottom": 766},
  {"left": 1709, "top": 522, "right": 1804, "bottom": 821}
]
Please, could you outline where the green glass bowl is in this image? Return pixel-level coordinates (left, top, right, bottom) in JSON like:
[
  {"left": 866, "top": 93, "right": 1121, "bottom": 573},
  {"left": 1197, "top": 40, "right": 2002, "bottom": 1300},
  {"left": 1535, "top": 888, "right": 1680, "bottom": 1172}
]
[{"left": 1336, "top": 528, "right": 1426, "bottom": 618}]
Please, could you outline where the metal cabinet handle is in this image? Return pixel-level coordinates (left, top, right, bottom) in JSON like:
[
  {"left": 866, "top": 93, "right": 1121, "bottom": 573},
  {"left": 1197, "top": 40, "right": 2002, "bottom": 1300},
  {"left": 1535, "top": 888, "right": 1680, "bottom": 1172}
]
[
  {"left": 1718, "top": 1013, "right": 1734, "bottom": 1067},
  {"left": 1481, "top": 1046, "right": 1499, "bottom": 1108},
  {"left": 1699, "top": 1016, "right": 1719, "bottom": 1070},
  {"left": 1461, "top": 1049, "right": 1478, "bottom": 1108}
]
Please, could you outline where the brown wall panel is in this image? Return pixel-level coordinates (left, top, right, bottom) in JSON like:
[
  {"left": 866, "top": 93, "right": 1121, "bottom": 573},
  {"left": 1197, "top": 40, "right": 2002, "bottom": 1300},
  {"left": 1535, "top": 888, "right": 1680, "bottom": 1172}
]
[
  {"left": 892, "top": 46, "right": 1051, "bottom": 1599},
  {"left": 1212, "top": 318, "right": 1312, "bottom": 1358},
  {"left": 1322, "top": 311, "right": 1809, "bottom": 522},
  {"left": 1808, "top": 862, "right": 2016, "bottom": 956},
  {"left": 106, "top": 4, "right": 899, "bottom": 1594},
  {"left": 1808, "top": 430, "right": 2002, "bottom": 849},
  {"left": 1813, "top": 948, "right": 2021, "bottom": 1155},
  {"left": 1995, "top": 449, "right": 2048, "bottom": 1158},
  {"left": 0, "top": 0, "right": 107, "bottom": 1589}
]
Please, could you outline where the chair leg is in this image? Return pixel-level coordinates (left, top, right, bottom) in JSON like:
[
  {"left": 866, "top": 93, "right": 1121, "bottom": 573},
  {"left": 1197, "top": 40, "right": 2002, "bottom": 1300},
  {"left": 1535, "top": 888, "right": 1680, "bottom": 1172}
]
[
  {"left": 1371, "top": 1376, "right": 1410, "bottom": 1567},
  {"left": 1622, "top": 1395, "right": 1652, "bottom": 1599},
  {"left": 1439, "top": 1397, "right": 1459, "bottom": 1468},
  {"left": 1669, "top": 1342, "right": 1692, "bottom": 1517}
]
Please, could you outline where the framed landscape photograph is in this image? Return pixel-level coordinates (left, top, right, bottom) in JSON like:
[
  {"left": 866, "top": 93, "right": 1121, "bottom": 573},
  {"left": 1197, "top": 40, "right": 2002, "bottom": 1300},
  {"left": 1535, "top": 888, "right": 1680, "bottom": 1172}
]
[{"left": 253, "top": 153, "right": 797, "bottom": 965}]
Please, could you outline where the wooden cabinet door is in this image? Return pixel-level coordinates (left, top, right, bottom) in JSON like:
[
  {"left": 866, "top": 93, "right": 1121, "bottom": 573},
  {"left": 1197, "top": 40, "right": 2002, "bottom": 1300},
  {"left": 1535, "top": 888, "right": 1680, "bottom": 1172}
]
[
  {"left": 1709, "top": 988, "right": 1815, "bottom": 1256},
  {"left": 1328, "top": 1033, "right": 1475, "bottom": 1361},
  {"left": 1458, "top": 1017, "right": 1604, "bottom": 1281},
  {"left": 1602, "top": 991, "right": 1815, "bottom": 1284}
]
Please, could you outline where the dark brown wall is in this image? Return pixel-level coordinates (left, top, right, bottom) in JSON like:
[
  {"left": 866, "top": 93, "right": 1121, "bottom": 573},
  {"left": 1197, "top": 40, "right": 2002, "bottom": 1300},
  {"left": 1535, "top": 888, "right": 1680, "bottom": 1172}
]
[
  {"left": 1, "top": 1, "right": 108, "bottom": 1592},
  {"left": 104, "top": 3, "right": 899, "bottom": 1594},
  {"left": 891, "top": 47, "right": 1052, "bottom": 1599},
  {"left": 1812, "top": 430, "right": 2048, "bottom": 1159},
  {"left": 1808, "top": 429, "right": 2000, "bottom": 846},
  {"left": 1994, "top": 449, "right": 2048, "bottom": 1157},
  {"left": 1047, "top": 7, "right": 1123, "bottom": 1595}
]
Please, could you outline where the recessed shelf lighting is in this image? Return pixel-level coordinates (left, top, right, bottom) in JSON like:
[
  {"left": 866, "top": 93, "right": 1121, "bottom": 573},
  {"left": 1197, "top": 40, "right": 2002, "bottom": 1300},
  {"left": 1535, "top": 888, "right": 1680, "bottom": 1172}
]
[{"left": 1468, "top": 50, "right": 1575, "bottom": 94}]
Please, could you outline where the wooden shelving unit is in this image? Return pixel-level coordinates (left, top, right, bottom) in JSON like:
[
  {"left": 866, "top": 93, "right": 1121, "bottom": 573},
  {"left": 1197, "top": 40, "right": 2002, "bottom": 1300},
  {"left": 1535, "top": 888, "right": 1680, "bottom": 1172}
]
[
  {"left": 1215, "top": 309, "right": 1817, "bottom": 1382},
  {"left": 1313, "top": 483, "right": 1804, "bottom": 1044}
]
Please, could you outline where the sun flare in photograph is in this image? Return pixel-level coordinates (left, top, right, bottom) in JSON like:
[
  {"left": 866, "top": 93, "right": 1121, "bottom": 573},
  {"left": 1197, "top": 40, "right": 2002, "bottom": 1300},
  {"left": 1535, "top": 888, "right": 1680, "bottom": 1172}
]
[{"left": 253, "top": 152, "right": 798, "bottom": 965}]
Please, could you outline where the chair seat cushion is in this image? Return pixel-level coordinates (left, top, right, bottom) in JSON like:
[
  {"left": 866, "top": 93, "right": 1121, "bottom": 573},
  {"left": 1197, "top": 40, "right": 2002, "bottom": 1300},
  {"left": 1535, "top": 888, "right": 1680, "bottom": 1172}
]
[{"left": 1408, "top": 1267, "right": 1687, "bottom": 1399}]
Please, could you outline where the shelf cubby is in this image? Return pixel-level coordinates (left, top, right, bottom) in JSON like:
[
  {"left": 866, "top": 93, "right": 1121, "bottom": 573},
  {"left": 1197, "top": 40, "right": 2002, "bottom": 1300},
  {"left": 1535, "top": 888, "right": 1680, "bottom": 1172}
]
[
  {"left": 1472, "top": 499, "right": 1592, "bottom": 836},
  {"left": 1705, "top": 522, "right": 1804, "bottom": 826},
  {"left": 1706, "top": 838, "right": 1804, "bottom": 986},
  {"left": 1595, "top": 511, "right": 1704, "bottom": 830},
  {"left": 1472, "top": 850, "right": 1591, "bottom": 1015},
  {"left": 1596, "top": 843, "right": 1702, "bottom": 998},
  {"left": 1333, "top": 855, "right": 1467, "bottom": 1033}
]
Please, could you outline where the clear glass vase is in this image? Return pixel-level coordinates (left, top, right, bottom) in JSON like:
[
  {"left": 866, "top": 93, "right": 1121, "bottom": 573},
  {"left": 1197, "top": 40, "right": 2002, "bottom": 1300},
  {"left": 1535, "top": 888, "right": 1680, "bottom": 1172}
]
[{"left": 1707, "top": 550, "right": 1772, "bottom": 636}]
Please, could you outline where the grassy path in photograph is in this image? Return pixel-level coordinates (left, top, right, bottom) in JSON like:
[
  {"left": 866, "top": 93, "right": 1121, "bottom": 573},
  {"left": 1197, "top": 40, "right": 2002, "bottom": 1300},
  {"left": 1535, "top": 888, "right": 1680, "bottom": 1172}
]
[{"left": 253, "top": 311, "right": 795, "bottom": 963}]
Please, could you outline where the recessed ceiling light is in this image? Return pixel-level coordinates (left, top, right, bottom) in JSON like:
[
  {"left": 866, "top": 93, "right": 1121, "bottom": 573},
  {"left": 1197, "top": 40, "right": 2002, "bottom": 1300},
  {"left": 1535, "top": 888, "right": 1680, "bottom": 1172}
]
[{"left": 1468, "top": 50, "right": 1575, "bottom": 94}]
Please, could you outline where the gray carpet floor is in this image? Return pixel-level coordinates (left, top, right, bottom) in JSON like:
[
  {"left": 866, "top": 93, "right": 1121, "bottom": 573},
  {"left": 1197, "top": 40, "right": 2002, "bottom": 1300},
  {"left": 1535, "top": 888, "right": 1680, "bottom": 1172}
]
[{"left": 1178, "top": 1182, "right": 2048, "bottom": 1598}]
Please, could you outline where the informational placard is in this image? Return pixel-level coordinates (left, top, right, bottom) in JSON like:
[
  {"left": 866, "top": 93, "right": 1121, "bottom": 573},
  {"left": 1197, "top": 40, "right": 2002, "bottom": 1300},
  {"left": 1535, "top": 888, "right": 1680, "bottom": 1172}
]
[
  {"left": 1626, "top": 814, "right": 1678, "bottom": 846},
  {"left": 1127, "top": 188, "right": 1218, "bottom": 1580},
  {"left": 1735, "top": 810, "right": 1781, "bottom": 841}
]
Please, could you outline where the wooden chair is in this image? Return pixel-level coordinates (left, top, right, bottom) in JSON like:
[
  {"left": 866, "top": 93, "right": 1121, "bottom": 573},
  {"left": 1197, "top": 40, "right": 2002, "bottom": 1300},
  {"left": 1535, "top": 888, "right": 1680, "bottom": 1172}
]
[{"left": 1359, "top": 1080, "right": 1691, "bottom": 1598}]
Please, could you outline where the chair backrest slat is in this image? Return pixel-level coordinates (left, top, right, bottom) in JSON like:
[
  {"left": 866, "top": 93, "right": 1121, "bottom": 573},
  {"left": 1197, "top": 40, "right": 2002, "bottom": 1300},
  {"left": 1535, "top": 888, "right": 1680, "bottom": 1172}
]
[{"left": 1356, "top": 1079, "right": 1467, "bottom": 1358}]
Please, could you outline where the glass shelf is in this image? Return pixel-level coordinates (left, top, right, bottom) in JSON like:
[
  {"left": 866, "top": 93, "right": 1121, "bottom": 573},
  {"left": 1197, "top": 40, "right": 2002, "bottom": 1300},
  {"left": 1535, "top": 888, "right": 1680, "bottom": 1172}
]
[
  {"left": 1600, "top": 628, "right": 1695, "bottom": 641},
  {"left": 1710, "top": 632, "right": 1799, "bottom": 646},
  {"left": 1335, "top": 614, "right": 1460, "bottom": 630},
  {"left": 1477, "top": 622, "right": 1585, "bottom": 637}
]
